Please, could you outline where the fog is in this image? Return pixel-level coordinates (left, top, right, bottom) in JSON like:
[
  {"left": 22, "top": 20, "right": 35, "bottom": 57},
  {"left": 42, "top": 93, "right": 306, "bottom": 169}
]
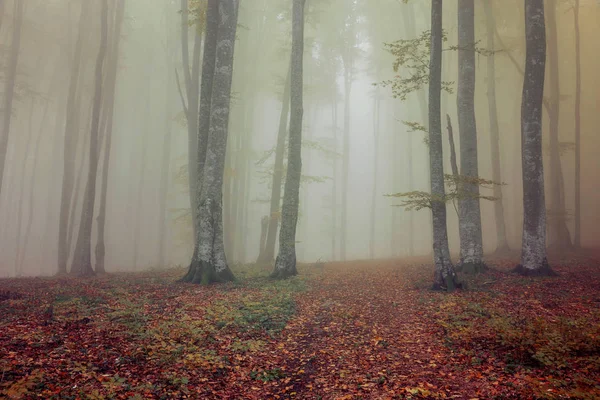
[{"left": 1, "top": 0, "right": 599, "bottom": 277}]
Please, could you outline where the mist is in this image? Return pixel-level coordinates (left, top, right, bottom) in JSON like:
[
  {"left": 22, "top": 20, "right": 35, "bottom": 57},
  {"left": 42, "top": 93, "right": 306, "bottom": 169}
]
[{"left": 0, "top": 0, "right": 598, "bottom": 277}]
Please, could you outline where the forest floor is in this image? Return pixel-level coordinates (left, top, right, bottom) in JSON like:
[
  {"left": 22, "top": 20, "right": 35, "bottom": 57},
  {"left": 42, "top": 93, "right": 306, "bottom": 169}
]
[{"left": 1, "top": 251, "right": 600, "bottom": 399}]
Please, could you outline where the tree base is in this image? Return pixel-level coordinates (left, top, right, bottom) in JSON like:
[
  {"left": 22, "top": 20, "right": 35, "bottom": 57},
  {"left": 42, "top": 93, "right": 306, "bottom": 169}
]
[
  {"left": 431, "top": 276, "right": 462, "bottom": 292},
  {"left": 458, "top": 261, "right": 487, "bottom": 275},
  {"left": 493, "top": 245, "right": 512, "bottom": 257},
  {"left": 181, "top": 258, "right": 235, "bottom": 285},
  {"left": 271, "top": 254, "right": 297, "bottom": 280},
  {"left": 512, "top": 260, "right": 557, "bottom": 277}
]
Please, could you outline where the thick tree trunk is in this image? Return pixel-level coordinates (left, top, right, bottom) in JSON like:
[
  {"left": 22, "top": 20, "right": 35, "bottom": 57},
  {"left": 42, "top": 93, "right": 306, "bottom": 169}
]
[
  {"left": 272, "top": 0, "right": 305, "bottom": 279},
  {"left": 187, "top": 0, "right": 238, "bottom": 285},
  {"left": 483, "top": 0, "right": 510, "bottom": 254},
  {"left": 429, "top": 0, "right": 458, "bottom": 291},
  {"left": 96, "top": 0, "right": 126, "bottom": 274},
  {"left": 515, "top": 0, "right": 554, "bottom": 276},
  {"left": 545, "top": 0, "right": 572, "bottom": 251},
  {"left": 181, "top": 0, "right": 220, "bottom": 283},
  {"left": 457, "top": 0, "right": 485, "bottom": 273},
  {"left": 573, "top": 0, "right": 581, "bottom": 248},
  {"left": 70, "top": 0, "right": 109, "bottom": 276},
  {"left": 259, "top": 67, "right": 291, "bottom": 264},
  {"left": 0, "top": 0, "right": 24, "bottom": 199},
  {"left": 58, "top": 2, "right": 89, "bottom": 275}
]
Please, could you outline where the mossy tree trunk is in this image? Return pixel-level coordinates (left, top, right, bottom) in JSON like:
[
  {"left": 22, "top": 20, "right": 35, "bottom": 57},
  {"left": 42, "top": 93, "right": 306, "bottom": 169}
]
[
  {"left": 272, "top": 0, "right": 306, "bottom": 279},
  {"left": 515, "top": 0, "right": 555, "bottom": 276},
  {"left": 184, "top": 0, "right": 238, "bottom": 284},
  {"left": 457, "top": 0, "right": 485, "bottom": 273},
  {"left": 429, "top": 0, "right": 459, "bottom": 291}
]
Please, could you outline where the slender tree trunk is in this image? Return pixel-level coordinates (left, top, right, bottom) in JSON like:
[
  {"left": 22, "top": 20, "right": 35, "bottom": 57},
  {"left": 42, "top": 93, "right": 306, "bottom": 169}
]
[
  {"left": 14, "top": 105, "right": 35, "bottom": 275},
  {"left": 96, "top": 0, "right": 125, "bottom": 274},
  {"left": 515, "top": 0, "right": 554, "bottom": 276},
  {"left": 70, "top": 0, "right": 109, "bottom": 276},
  {"left": 272, "top": 0, "right": 305, "bottom": 279},
  {"left": 331, "top": 90, "right": 338, "bottom": 261},
  {"left": 369, "top": 83, "right": 380, "bottom": 259},
  {"left": 57, "top": 2, "right": 89, "bottom": 275},
  {"left": 187, "top": 0, "right": 238, "bottom": 284},
  {"left": 545, "top": 0, "right": 572, "bottom": 250},
  {"left": 341, "top": 60, "right": 352, "bottom": 261},
  {"left": 573, "top": 0, "right": 582, "bottom": 248},
  {"left": 430, "top": 0, "right": 458, "bottom": 291},
  {"left": 158, "top": 84, "right": 174, "bottom": 267},
  {"left": 133, "top": 97, "right": 151, "bottom": 270},
  {"left": 483, "top": 0, "right": 510, "bottom": 254},
  {"left": 457, "top": 0, "right": 485, "bottom": 272},
  {"left": 259, "top": 67, "right": 291, "bottom": 264},
  {"left": 181, "top": 0, "right": 220, "bottom": 282},
  {"left": 0, "top": 0, "right": 24, "bottom": 199}
]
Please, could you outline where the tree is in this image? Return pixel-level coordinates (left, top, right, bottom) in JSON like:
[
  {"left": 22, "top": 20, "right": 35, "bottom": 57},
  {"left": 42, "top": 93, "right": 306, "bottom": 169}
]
[
  {"left": 181, "top": 0, "right": 219, "bottom": 283},
  {"left": 545, "top": 0, "right": 572, "bottom": 250},
  {"left": 573, "top": 0, "right": 582, "bottom": 248},
  {"left": 429, "top": 0, "right": 458, "bottom": 290},
  {"left": 457, "top": 0, "right": 485, "bottom": 273},
  {"left": 514, "top": 0, "right": 554, "bottom": 276},
  {"left": 483, "top": 0, "right": 510, "bottom": 254},
  {"left": 257, "top": 67, "right": 291, "bottom": 264},
  {"left": 183, "top": 0, "right": 238, "bottom": 284},
  {"left": 272, "top": 0, "right": 306, "bottom": 279},
  {"left": 70, "top": 0, "right": 109, "bottom": 276},
  {"left": 57, "top": 2, "right": 89, "bottom": 275},
  {"left": 0, "top": 0, "right": 24, "bottom": 199},
  {"left": 96, "top": 0, "right": 126, "bottom": 274}
]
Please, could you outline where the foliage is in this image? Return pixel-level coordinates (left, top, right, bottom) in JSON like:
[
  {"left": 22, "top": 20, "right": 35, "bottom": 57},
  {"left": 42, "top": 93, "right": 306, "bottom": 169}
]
[
  {"left": 2, "top": 257, "right": 599, "bottom": 398},
  {"left": 380, "top": 30, "right": 453, "bottom": 101},
  {"left": 386, "top": 175, "right": 503, "bottom": 211}
]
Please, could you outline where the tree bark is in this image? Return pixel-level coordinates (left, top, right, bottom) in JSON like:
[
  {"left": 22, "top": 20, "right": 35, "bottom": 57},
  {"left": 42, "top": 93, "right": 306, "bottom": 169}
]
[
  {"left": 545, "top": 0, "right": 572, "bottom": 251},
  {"left": 181, "top": 0, "right": 220, "bottom": 282},
  {"left": 187, "top": 0, "right": 238, "bottom": 284},
  {"left": 483, "top": 0, "right": 510, "bottom": 254},
  {"left": 272, "top": 0, "right": 306, "bottom": 279},
  {"left": 57, "top": 2, "right": 89, "bottom": 275},
  {"left": 429, "top": 0, "right": 458, "bottom": 291},
  {"left": 0, "top": 0, "right": 24, "bottom": 200},
  {"left": 515, "top": 0, "right": 554, "bottom": 276},
  {"left": 457, "top": 0, "right": 485, "bottom": 273},
  {"left": 369, "top": 81, "right": 380, "bottom": 259},
  {"left": 96, "top": 0, "right": 126, "bottom": 274},
  {"left": 259, "top": 66, "right": 291, "bottom": 264},
  {"left": 70, "top": 0, "right": 109, "bottom": 276},
  {"left": 573, "top": 0, "right": 581, "bottom": 248}
]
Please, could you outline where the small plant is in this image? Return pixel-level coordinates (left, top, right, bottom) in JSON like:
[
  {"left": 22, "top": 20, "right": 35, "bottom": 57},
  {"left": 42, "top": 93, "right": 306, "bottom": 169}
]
[{"left": 250, "top": 368, "right": 285, "bottom": 382}]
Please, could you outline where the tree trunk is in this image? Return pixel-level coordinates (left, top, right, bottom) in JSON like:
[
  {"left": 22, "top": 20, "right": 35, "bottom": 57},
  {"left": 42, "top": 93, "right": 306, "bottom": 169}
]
[
  {"left": 133, "top": 96, "right": 151, "bottom": 270},
  {"left": 341, "top": 59, "right": 352, "bottom": 262},
  {"left": 573, "top": 0, "right": 581, "bottom": 248},
  {"left": 0, "top": 0, "right": 24, "bottom": 200},
  {"left": 515, "top": 0, "right": 554, "bottom": 276},
  {"left": 259, "top": 67, "right": 291, "bottom": 264},
  {"left": 187, "top": 0, "right": 238, "bottom": 284},
  {"left": 483, "top": 0, "right": 510, "bottom": 254},
  {"left": 330, "top": 89, "right": 338, "bottom": 261},
  {"left": 545, "top": 0, "right": 572, "bottom": 251},
  {"left": 429, "top": 0, "right": 458, "bottom": 291},
  {"left": 369, "top": 82, "right": 380, "bottom": 259},
  {"left": 181, "top": 0, "right": 220, "bottom": 283},
  {"left": 57, "top": 2, "right": 89, "bottom": 275},
  {"left": 96, "top": 0, "right": 126, "bottom": 274},
  {"left": 70, "top": 0, "right": 109, "bottom": 276},
  {"left": 457, "top": 0, "right": 485, "bottom": 273},
  {"left": 272, "top": 0, "right": 305, "bottom": 279}
]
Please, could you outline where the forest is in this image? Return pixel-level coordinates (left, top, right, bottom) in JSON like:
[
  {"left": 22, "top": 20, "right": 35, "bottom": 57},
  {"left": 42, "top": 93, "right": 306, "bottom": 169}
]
[{"left": 0, "top": 0, "right": 599, "bottom": 398}]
